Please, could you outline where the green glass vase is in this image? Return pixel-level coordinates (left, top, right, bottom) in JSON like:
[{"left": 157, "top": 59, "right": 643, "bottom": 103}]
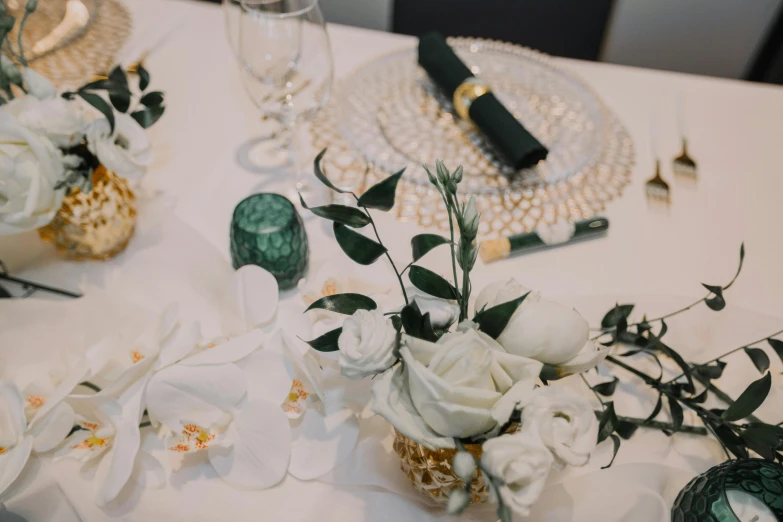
[
  {"left": 230, "top": 193, "right": 309, "bottom": 290},
  {"left": 672, "top": 459, "right": 783, "bottom": 522}
]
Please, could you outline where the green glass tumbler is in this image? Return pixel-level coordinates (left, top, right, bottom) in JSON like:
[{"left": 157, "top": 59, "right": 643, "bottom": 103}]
[
  {"left": 230, "top": 193, "right": 309, "bottom": 290},
  {"left": 672, "top": 459, "right": 783, "bottom": 522}
]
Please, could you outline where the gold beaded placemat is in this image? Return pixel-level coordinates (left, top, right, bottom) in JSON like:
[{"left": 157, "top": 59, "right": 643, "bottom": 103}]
[{"left": 311, "top": 38, "right": 635, "bottom": 239}]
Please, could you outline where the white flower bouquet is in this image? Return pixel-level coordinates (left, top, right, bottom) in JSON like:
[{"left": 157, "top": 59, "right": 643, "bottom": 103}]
[
  {"left": 299, "top": 152, "right": 607, "bottom": 519},
  {"left": 0, "top": 0, "right": 165, "bottom": 236}
]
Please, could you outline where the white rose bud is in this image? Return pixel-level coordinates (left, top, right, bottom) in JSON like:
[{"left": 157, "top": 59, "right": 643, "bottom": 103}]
[
  {"left": 424, "top": 165, "right": 438, "bottom": 187},
  {"left": 21, "top": 67, "right": 56, "bottom": 100},
  {"left": 452, "top": 450, "right": 477, "bottom": 483},
  {"left": 521, "top": 387, "right": 598, "bottom": 467},
  {"left": 481, "top": 432, "right": 554, "bottom": 518},
  {"left": 337, "top": 309, "right": 398, "bottom": 379},
  {"left": 461, "top": 196, "right": 479, "bottom": 240},
  {"left": 447, "top": 488, "right": 470, "bottom": 515}
]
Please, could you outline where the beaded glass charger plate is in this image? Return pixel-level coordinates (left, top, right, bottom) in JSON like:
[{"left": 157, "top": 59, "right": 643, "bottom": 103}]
[{"left": 311, "top": 37, "right": 635, "bottom": 238}]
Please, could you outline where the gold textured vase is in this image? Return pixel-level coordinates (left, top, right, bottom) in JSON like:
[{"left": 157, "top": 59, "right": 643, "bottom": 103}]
[
  {"left": 39, "top": 165, "right": 136, "bottom": 260},
  {"left": 392, "top": 429, "right": 490, "bottom": 504}
]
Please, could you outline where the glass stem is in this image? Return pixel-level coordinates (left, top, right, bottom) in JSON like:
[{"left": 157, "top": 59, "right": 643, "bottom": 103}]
[{"left": 279, "top": 118, "right": 307, "bottom": 193}]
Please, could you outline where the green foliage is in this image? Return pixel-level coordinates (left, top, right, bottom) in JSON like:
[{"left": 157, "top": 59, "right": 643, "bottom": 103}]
[
  {"left": 473, "top": 293, "right": 529, "bottom": 340},
  {"left": 138, "top": 64, "right": 151, "bottom": 91},
  {"left": 131, "top": 105, "right": 165, "bottom": 129},
  {"left": 299, "top": 195, "right": 370, "bottom": 228},
  {"left": 411, "top": 234, "right": 450, "bottom": 262},
  {"left": 312, "top": 149, "right": 352, "bottom": 194},
  {"left": 305, "top": 293, "right": 377, "bottom": 315},
  {"left": 593, "top": 377, "right": 619, "bottom": 397},
  {"left": 668, "top": 396, "right": 683, "bottom": 432},
  {"left": 597, "top": 402, "right": 618, "bottom": 443},
  {"left": 357, "top": 169, "right": 404, "bottom": 211},
  {"left": 303, "top": 327, "right": 342, "bottom": 352},
  {"left": 400, "top": 303, "right": 438, "bottom": 342},
  {"left": 408, "top": 265, "right": 457, "bottom": 300},
  {"left": 744, "top": 347, "right": 770, "bottom": 374},
  {"left": 333, "top": 223, "right": 387, "bottom": 265},
  {"left": 601, "top": 304, "right": 634, "bottom": 329},
  {"left": 77, "top": 92, "right": 115, "bottom": 133},
  {"left": 140, "top": 91, "right": 164, "bottom": 108},
  {"left": 722, "top": 372, "right": 771, "bottom": 422}
]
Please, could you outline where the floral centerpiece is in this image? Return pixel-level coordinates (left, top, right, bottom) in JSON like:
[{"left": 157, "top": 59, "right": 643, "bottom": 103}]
[
  {"left": 300, "top": 151, "right": 783, "bottom": 520},
  {"left": 0, "top": 0, "right": 165, "bottom": 258},
  {"left": 299, "top": 152, "right": 608, "bottom": 519}
]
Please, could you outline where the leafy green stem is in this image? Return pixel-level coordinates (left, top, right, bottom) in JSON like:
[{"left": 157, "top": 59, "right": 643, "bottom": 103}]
[
  {"left": 439, "top": 188, "right": 461, "bottom": 303},
  {"left": 17, "top": 10, "right": 30, "bottom": 66}
]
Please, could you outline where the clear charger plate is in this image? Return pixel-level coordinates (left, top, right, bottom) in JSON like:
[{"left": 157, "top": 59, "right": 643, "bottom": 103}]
[{"left": 311, "top": 38, "right": 635, "bottom": 237}]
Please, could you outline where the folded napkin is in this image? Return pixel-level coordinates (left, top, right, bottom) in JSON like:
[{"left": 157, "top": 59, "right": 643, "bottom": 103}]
[{"left": 418, "top": 32, "right": 548, "bottom": 169}]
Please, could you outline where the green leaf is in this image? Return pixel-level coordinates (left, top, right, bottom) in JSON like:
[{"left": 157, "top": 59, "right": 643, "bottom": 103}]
[
  {"left": 615, "top": 420, "right": 639, "bottom": 440},
  {"left": 356, "top": 169, "right": 404, "bottom": 211},
  {"left": 312, "top": 149, "right": 352, "bottom": 194},
  {"left": 656, "top": 333, "right": 695, "bottom": 393},
  {"left": 411, "top": 234, "right": 450, "bottom": 262},
  {"left": 391, "top": 315, "right": 402, "bottom": 332},
  {"left": 695, "top": 360, "right": 727, "bottom": 380},
  {"left": 305, "top": 293, "right": 377, "bottom": 315},
  {"left": 140, "top": 90, "right": 164, "bottom": 107},
  {"left": 724, "top": 242, "right": 745, "bottom": 290},
  {"left": 768, "top": 338, "right": 783, "bottom": 363},
  {"left": 137, "top": 64, "right": 150, "bottom": 91},
  {"left": 78, "top": 78, "right": 127, "bottom": 92},
  {"left": 742, "top": 425, "right": 779, "bottom": 460},
  {"left": 78, "top": 92, "right": 115, "bottom": 133},
  {"left": 668, "top": 396, "right": 683, "bottom": 432},
  {"left": 601, "top": 304, "right": 634, "bottom": 329},
  {"left": 744, "top": 347, "right": 770, "bottom": 374},
  {"left": 303, "top": 327, "right": 342, "bottom": 352},
  {"left": 473, "top": 293, "right": 530, "bottom": 339},
  {"left": 130, "top": 105, "right": 165, "bottom": 129},
  {"left": 722, "top": 372, "right": 772, "bottom": 422},
  {"left": 408, "top": 265, "right": 457, "bottom": 300},
  {"left": 400, "top": 303, "right": 438, "bottom": 342},
  {"left": 597, "top": 402, "right": 618, "bottom": 443},
  {"left": 710, "top": 422, "right": 749, "bottom": 459},
  {"left": 299, "top": 195, "right": 370, "bottom": 228},
  {"left": 601, "top": 434, "right": 621, "bottom": 469},
  {"left": 690, "top": 389, "right": 709, "bottom": 404},
  {"left": 702, "top": 283, "right": 726, "bottom": 311},
  {"left": 333, "top": 223, "right": 387, "bottom": 265},
  {"left": 109, "top": 66, "right": 128, "bottom": 88},
  {"left": 109, "top": 90, "right": 130, "bottom": 113},
  {"left": 593, "top": 377, "right": 619, "bottom": 397}
]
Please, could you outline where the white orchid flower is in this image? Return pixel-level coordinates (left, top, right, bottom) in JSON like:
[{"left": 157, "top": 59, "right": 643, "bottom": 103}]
[{"left": 0, "top": 381, "right": 33, "bottom": 499}]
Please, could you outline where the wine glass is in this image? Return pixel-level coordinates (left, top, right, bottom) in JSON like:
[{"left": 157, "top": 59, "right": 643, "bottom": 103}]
[
  {"left": 223, "top": 0, "right": 242, "bottom": 57},
  {"left": 238, "top": 0, "right": 333, "bottom": 195}
]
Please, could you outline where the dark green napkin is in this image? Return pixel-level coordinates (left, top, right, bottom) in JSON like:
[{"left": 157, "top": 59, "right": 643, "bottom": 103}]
[{"left": 418, "top": 32, "right": 548, "bottom": 169}]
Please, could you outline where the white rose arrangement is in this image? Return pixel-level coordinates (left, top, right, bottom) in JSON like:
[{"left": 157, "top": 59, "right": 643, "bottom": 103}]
[
  {"left": 300, "top": 153, "right": 604, "bottom": 520},
  {"left": 0, "top": 0, "right": 165, "bottom": 236}
]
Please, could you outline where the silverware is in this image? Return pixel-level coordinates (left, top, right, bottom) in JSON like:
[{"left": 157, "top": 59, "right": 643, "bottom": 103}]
[
  {"left": 672, "top": 138, "right": 697, "bottom": 176},
  {"left": 645, "top": 159, "right": 670, "bottom": 202}
]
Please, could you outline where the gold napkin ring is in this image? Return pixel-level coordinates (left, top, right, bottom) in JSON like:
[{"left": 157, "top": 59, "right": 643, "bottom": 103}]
[{"left": 453, "top": 77, "right": 492, "bottom": 122}]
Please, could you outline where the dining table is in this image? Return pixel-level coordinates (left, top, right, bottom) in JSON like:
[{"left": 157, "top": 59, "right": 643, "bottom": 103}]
[{"left": 2, "top": 0, "right": 783, "bottom": 520}]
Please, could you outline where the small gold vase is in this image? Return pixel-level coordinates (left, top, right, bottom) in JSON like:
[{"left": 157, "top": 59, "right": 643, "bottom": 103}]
[
  {"left": 392, "top": 429, "right": 490, "bottom": 504},
  {"left": 39, "top": 165, "right": 137, "bottom": 260}
]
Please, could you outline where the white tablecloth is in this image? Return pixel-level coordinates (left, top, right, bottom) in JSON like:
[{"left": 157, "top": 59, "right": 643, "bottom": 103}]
[{"left": 2, "top": 0, "right": 783, "bottom": 520}]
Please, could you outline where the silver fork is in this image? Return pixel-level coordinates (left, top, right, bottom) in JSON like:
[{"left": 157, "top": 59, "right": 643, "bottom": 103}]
[{"left": 672, "top": 138, "right": 697, "bottom": 176}]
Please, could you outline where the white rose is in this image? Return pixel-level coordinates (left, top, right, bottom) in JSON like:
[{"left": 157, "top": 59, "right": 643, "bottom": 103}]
[
  {"left": 86, "top": 113, "right": 151, "bottom": 180},
  {"left": 481, "top": 432, "right": 553, "bottom": 518},
  {"left": 406, "top": 286, "right": 460, "bottom": 329},
  {"left": 475, "top": 278, "right": 608, "bottom": 374},
  {"left": 0, "top": 112, "right": 65, "bottom": 235},
  {"left": 372, "top": 329, "right": 542, "bottom": 448},
  {"left": 521, "top": 387, "right": 598, "bottom": 467},
  {"left": 338, "top": 309, "right": 398, "bottom": 379},
  {"left": 7, "top": 96, "right": 92, "bottom": 148},
  {"left": 21, "top": 68, "right": 57, "bottom": 100}
]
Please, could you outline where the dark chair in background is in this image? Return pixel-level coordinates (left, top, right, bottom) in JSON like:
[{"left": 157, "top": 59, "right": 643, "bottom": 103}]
[
  {"left": 747, "top": 5, "right": 783, "bottom": 85},
  {"left": 392, "top": 0, "right": 616, "bottom": 61}
]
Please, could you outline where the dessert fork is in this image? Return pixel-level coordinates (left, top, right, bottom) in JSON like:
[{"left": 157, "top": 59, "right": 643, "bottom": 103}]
[{"left": 645, "top": 160, "right": 670, "bottom": 202}]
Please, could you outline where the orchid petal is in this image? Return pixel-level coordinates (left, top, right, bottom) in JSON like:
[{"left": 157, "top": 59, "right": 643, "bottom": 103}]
[
  {"left": 0, "top": 380, "right": 27, "bottom": 439},
  {"left": 208, "top": 399, "right": 290, "bottom": 490},
  {"left": 131, "top": 451, "right": 166, "bottom": 489},
  {"left": 29, "top": 361, "right": 87, "bottom": 427},
  {"left": 235, "top": 340, "right": 294, "bottom": 406},
  {"left": 181, "top": 329, "right": 264, "bottom": 366},
  {"left": 0, "top": 436, "right": 32, "bottom": 496},
  {"left": 228, "top": 265, "right": 279, "bottom": 331},
  {"left": 155, "top": 321, "right": 201, "bottom": 370},
  {"left": 146, "top": 364, "right": 247, "bottom": 431},
  {"left": 288, "top": 407, "right": 359, "bottom": 480},
  {"left": 29, "top": 401, "right": 75, "bottom": 453}
]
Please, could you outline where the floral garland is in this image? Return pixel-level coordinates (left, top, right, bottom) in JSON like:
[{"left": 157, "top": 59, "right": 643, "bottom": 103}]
[
  {"left": 299, "top": 151, "right": 783, "bottom": 520},
  {"left": 0, "top": 0, "right": 165, "bottom": 236}
]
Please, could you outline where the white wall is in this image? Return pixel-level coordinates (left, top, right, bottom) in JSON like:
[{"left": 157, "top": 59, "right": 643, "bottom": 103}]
[
  {"left": 602, "top": 0, "right": 782, "bottom": 78},
  {"left": 318, "top": 0, "right": 783, "bottom": 79}
]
